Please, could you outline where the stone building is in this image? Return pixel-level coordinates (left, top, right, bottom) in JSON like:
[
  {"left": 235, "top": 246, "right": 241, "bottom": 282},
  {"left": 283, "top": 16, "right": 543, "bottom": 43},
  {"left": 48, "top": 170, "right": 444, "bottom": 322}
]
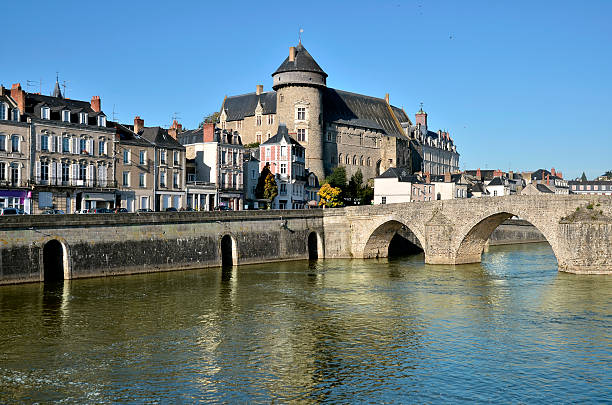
[
  {"left": 218, "top": 42, "right": 459, "bottom": 182},
  {"left": 3, "top": 81, "right": 116, "bottom": 213},
  {"left": 0, "top": 87, "right": 31, "bottom": 212},
  {"left": 568, "top": 180, "right": 612, "bottom": 195},
  {"left": 110, "top": 120, "right": 156, "bottom": 211},
  {"left": 178, "top": 123, "right": 244, "bottom": 210},
  {"left": 373, "top": 167, "right": 434, "bottom": 204}
]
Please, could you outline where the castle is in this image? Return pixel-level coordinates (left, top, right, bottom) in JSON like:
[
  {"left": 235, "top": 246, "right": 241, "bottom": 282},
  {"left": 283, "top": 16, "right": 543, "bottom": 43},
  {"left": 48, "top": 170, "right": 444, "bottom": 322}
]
[{"left": 219, "top": 42, "right": 459, "bottom": 181}]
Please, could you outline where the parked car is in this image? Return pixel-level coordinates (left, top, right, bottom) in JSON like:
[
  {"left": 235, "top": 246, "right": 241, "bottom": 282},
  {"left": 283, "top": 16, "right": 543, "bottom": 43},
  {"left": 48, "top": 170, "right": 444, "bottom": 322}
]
[
  {"left": 42, "top": 209, "right": 65, "bottom": 215},
  {"left": 165, "top": 207, "right": 178, "bottom": 212},
  {"left": 137, "top": 208, "right": 154, "bottom": 213},
  {"left": 75, "top": 209, "right": 90, "bottom": 214},
  {"left": 0, "top": 207, "right": 19, "bottom": 215},
  {"left": 91, "top": 208, "right": 113, "bottom": 214},
  {"left": 15, "top": 208, "right": 27, "bottom": 215},
  {"left": 215, "top": 206, "right": 231, "bottom": 211},
  {"left": 113, "top": 207, "right": 128, "bottom": 213}
]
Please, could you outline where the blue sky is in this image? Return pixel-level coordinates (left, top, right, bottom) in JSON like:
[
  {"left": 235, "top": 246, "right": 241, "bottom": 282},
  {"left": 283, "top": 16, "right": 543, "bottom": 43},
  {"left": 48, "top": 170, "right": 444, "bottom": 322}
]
[{"left": 3, "top": 0, "right": 610, "bottom": 179}]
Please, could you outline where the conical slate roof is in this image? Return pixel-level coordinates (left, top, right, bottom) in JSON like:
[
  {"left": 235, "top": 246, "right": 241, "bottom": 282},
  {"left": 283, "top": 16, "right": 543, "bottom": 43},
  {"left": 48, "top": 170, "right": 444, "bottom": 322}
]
[
  {"left": 52, "top": 80, "right": 63, "bottom": 99},
  {"left": 272, "top": 43, "right": 327, "bottom": 78}
]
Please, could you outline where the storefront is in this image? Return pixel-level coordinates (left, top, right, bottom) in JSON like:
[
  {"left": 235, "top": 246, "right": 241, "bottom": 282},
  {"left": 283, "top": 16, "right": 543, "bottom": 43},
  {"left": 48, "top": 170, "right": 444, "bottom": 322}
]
[
  {"left": 0, "top": 189, "right": 31, "bottom": 213},
  {"left": 79, "top": 192, "right": 115, "bottom": 210}
]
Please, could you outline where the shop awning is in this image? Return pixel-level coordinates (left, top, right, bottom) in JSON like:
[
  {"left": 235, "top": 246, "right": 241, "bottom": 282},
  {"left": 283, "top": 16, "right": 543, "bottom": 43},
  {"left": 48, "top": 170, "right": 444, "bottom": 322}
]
[{"left": 83, "top": 193, "right": 115, "bottom": 201}]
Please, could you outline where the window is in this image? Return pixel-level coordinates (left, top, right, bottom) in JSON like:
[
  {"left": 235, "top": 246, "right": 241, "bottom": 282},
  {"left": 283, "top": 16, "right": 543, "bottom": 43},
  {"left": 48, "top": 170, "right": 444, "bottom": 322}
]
[
  {"left": 79, "top": 113, "right": 88, "bottom": 124},
  {"left": 297, "top": 107, "right": 306, "bottom": 120},
  {"left": 0, "top": 135, "right": 4, "bottom": 151},
  {"left": 11, "top": 136, "right": 19, "bottom": 153},
  {"left": 256, "top": 115, "right": 262, "bottom": 126},
  {"left": 345, "top": 155, "right": 350, "bottom": 165},
  {"left": 0, "top": 102, "right": 5, "bottom": 120},
  {"left": 265, "top": 147, "right": 270, "bottom": 159},
  {"left": 160, "top": 172, "right": 166, "bottom": 187},
  {"left": 11, "top": 108, "right": 19, "bottom": 121},
  {"left": 123, "top": 150, "right": 130, "bottom": 164},
  {"left": 62, "top": 110, "right": 70, "bottom": 122},
  {"left": 41, "top": 135, "right": 49, "bottom": 151},
  {"left": 256, "top": 133, "right": 262, "bottom": 143},
  {"left": 173, "top": 151, "right": 179, "bottom": 165},
  {"left": 41, "top": 161, "right": 49, "bottom": 181},
  {"left": 41, "top": 107, "right": 50, "bottom": 120},
  {"left": 123, "top": 171, "right": 130, "bottom": 186},
  {"left": 221, "top": 151, "right": 227, "bottom": 164},
  {"left": 160, "top": 150, "right": 166, "bottom": 165},
  {"left": 353, "top": 155, "right": 357, "bottom": 165},
  {"left": 188, "top": 173, "right": 196, "bottom": 182},
  {"left": 80, "top": 138, "right": 87, "bottom": 154},
  {"left": 139, "top": 173, "right": 146, "bottom": 187},
  {"left": 233, "top": 151, "right": 238, "bottom": 165},
  {"left": 62, "top": 163, "right": 69, "bottom": 183},
  {"left": 173, "top": 172, "right": 179, "bottom": 188},
  {"left": 79, "top": 163, "right": 87, "bottom": 180},
  {"left": 280, "top": 163, "right": 287, "bottom": 174},
  {"left": 139, "top": 150, "right": 146, "bottom": 165},
  {"left": 267, "top": 115, "right": 274, "bottom": 125},
  {"left": 327, "top": 132, "right": 331, "bottom": 142},
  {"left": 98, "top": 140, "right": 106, "bottom": 156},
  {"left": 360, "top": 156, "right": 364, "bottom": 166},
  {"left": 63, "top": 137, "right": 70, "bottom": 153},
  {"left": 98, "top": 115, "right": 106, "bottom": 127},
  {"left": 281, "top": 145, "right": 287, "bottom": 157},
  {"left": 297, "top": 128, "right": 306, "bottom": 142},
  {"left": 338, "top": 153, "right": 342, "bottom": 164},
  {"left": 381, "top": 196, "right": 386, "bottom": 204},
  {"left": 280, "top": 183, "right": 287, "bottom": 195}
]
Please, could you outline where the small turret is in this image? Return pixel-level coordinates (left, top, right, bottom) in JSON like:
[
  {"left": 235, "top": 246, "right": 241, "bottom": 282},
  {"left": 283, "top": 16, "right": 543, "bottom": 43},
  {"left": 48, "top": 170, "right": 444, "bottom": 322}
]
[{"left": 272, "top": 43, "right": 327, "bottom": 90}]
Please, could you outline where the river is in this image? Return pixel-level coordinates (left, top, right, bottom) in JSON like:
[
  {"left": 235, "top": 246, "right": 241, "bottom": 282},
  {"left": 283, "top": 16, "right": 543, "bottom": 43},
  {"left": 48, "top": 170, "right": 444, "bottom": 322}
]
[{"left": 0, "top": 242, "right": 610, "bottom": 403}]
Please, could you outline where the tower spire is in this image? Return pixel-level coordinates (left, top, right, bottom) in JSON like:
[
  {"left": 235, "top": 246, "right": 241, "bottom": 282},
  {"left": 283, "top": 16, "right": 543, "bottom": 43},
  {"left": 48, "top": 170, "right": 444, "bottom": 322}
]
[{"left": 52, "top": 73, "right": 63, "bottom": 99}]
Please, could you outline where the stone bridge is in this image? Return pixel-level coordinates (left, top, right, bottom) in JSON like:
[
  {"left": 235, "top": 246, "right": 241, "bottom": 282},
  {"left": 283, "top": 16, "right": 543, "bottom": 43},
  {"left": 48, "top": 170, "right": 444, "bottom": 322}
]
[{"left": 322, "top": 195, "right": 612, "bottom": 274}]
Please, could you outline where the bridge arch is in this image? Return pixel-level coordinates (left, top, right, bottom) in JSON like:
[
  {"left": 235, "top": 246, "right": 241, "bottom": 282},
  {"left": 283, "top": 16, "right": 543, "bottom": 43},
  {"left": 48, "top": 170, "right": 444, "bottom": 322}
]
[
  {"left": 362, "top": 219, "right": 424, "bottom": 259},
  {"left": 453, "top": 210, "right": 561, "bottom": 265},
  {"left": 42, "top": 238, "right": 71, "bottom": 282}
]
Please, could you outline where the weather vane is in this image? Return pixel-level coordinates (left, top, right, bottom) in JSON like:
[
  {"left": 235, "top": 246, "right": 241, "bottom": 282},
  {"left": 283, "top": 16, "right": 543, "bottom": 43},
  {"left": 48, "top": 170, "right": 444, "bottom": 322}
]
[{"left": 299, "top": 28, "right": 303, "bottom": 44}]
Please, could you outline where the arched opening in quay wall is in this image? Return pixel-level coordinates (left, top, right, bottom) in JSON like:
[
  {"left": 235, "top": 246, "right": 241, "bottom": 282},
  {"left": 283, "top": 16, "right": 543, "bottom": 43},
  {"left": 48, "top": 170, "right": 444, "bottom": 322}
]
[
  {"left": 454, "top": 212, "right": 557, "bottom": 265},
  {"left": 43, "top": 239, "right": 68, "bottom": 282},
  {"left": 363, "top": 220, "right": 424, "bottom": 259},
  {"left": 220, "top": 234, "right": 238, "bottom": 268},
  {"left": 308, "top": 231, "right": 323, "bottom": 260}
]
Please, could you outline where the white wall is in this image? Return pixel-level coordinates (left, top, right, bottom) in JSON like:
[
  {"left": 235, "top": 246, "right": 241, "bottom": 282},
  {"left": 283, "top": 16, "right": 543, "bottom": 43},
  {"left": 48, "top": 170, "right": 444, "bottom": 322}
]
[{"left": 373, "top": 178, "right": 412, "bottom": 204}]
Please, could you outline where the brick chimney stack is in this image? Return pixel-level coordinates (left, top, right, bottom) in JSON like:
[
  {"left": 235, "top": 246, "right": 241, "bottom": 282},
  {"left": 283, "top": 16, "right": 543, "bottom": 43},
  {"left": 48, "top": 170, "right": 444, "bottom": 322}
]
[
  {"left": 558, "top": 171, "right": 563, "bottom": 179},
  {"left": 444, "top": 172, "right": 451, "bottom": 183},
  {"left": 168, "top": 119, "right": 182, "bottom": 139},
  {"left": 385, "top": 93, "right": 389, "bottom": 104},
  {"left": 546, "top": 174, "right": 550, "bottom": 185},
  {"left": 551, "top": 167, "right": 556, "bottom": 177},
  {"left": 289, "top": 46, "right": 296, "bottom": 62},
  {"left": 10, "top": 83, "right": 25, "bottom": 113},
  {"left": 256, "top": 85, "right": 263, "bottom": 95},
  {"left": 476, "top": 168, "right": 481, "bottom": 180},
  {"left": 91, "top": 96, "right": 101, "bottom": 112},
  {"left": 425, "top": 171, "right": 431, "bottom": 184},
  {"left": 134, "top": 116, "right": 144, "bottom": 134},
  {"left": 203, "top": 123, "right": 215, "bottom": 142}
]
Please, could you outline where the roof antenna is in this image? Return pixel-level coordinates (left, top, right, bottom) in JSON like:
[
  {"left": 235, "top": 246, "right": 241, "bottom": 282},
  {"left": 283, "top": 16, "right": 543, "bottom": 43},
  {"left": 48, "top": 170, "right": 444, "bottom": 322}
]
[
  {"left": 61, "top": 80, "right": 69, "bottom": 98},
  {"left": 299, "top": 27, "right": 303, "bottom": 44},
  {"left": 112, "top": 104, "right": 119, "bottom": 122}
]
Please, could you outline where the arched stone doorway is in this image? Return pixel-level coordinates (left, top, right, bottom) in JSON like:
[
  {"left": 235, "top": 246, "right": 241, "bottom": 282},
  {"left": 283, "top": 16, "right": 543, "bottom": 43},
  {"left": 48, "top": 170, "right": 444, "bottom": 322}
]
[
  {"left": 220, "top": 234, "right": 237, "bottom": 267},
  {"left": 308, "top": 231, "right": 322, "bottom": 260},
  {"left": 43, "top": 240, "right": 66, "bottom": 282},
  {"left": 363, "top": 220, "right": 423, "bottom": 259}
]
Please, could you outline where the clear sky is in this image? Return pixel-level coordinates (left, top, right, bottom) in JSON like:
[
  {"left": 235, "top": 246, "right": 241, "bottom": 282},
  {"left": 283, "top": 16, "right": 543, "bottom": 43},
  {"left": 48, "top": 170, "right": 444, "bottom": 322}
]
[{"left": 3, "top": 0, "right": 610, "bottom": 179}]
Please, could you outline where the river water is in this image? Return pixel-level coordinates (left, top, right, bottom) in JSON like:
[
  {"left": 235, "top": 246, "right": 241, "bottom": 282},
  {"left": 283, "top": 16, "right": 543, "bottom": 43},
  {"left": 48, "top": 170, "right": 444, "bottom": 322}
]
[{"left": 0, "top": 243, "right": 610, "bottom": 403}]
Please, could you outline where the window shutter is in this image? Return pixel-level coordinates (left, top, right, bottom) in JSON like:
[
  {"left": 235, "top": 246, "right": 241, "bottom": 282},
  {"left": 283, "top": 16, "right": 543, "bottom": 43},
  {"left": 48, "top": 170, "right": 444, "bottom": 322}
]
[
  {"left": 50, "top": 161, "right": 57, "bottom": 185},
  {"left": 35, "top": 161, "right": 41, "bottom": 182},
  {"left": 36, "top": 133, "right": 41, "bottom": 151},
  {"left": 73, "top": 138, "right": 78, "bottom": 155},
  {"left": 50, "top": 136, "right": 55, "bottom": 153},
  {"left": 98, "top": 165, "right": 103, "bottom": 186},
  {"left": 72, "top": 164, "right": 78, "bottom": 181},
  {"left": 89, "top": 139, "right": 94, "bottom": 155}
]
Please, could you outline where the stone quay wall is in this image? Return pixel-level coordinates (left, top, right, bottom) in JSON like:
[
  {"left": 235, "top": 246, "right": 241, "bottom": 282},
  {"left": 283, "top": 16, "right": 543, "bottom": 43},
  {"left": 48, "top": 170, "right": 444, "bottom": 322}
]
[
  {"left": 488, "top": 219, "right": 546, "bottom": 245},
  {"left": 0, "top": 210, "right": 324, "bottom": 285}
]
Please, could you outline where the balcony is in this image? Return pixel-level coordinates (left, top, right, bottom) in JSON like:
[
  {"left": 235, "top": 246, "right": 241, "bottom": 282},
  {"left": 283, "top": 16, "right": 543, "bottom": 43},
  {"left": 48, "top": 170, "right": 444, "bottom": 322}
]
[
  {"left": 31, "top": 177, "right": 117, "bottom": 188},
  {"left": 0, "top": 180, "right": 28, "bottom": 188}
]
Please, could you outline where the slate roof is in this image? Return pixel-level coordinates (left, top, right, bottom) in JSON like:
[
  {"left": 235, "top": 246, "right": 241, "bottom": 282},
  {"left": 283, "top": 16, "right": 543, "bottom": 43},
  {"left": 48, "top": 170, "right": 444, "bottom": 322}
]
[
  {"left": 261, "top": 124, "right": 304, "bottom": 148},
  {"left": 531, "top": 169, "right": 563, "bottom": 181},
  {"left": 222, "top": 91, "right": 277, "bottom": 121},
  {"left": 536, "top": 183, "right": 554, "bottom": 193},
  {"left": 24, "top": 93, "right": 103, "bottom": 120},
  {"left": 487, "top": 177, "right": 505, "bottom": 186},
  {"left": 138, "top": 127, "right": 185, "bottom": 150},
  {"left": 469, "top": 182, "right": 488, "bottom": 194},
  {"left": 323, "top": 89, "right": 409, "bottom": 138},
  {"left": 109, "top": 121, "right": 153, "bottom": 147},
  {"left": 177, "top": 128, "right": 204, "bottom": 145},
  {"left": 272, "top": 43, "right": 327, "bottom": 78},
  {"left": 568, "top": 180, "right": 612, "bottom": 185},
  {"left": 377, "top": 167, "right": 420, "bottom": 182}
]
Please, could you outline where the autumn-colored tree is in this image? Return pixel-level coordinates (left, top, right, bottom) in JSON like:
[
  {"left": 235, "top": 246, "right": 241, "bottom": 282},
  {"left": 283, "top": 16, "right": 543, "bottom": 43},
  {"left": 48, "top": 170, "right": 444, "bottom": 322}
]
[{"left": 318, "top": 183, "right": 343, "bottom": 208}]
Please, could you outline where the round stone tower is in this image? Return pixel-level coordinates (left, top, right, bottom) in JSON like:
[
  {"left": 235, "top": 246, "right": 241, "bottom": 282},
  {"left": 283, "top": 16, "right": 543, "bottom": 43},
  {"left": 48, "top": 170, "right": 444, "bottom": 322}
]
[{"left": 272, "top": 43, "right": 327, "bottom": 180}]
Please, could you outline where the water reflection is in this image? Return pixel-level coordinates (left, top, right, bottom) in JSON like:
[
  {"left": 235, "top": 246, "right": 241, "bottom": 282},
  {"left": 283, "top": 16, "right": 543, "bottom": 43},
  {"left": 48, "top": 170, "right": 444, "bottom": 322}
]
[{"left": 0, "top": 243, "right": 610, "bottom": 403}]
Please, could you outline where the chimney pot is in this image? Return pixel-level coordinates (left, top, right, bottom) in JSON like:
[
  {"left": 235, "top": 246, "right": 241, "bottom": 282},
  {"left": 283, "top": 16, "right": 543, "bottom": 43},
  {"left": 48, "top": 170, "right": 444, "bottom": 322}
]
[
  {"left": 289, "top": 47, "right": 296, "bottom": 62},
  {"left": 256, "top": 84, "right": 263, "bottom": 95}
]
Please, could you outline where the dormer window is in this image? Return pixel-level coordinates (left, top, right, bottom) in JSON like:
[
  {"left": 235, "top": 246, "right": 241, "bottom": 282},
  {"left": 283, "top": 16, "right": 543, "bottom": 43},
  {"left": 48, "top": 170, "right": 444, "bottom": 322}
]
[
  {"left": 79, "top": 113, "right": 88, "bottom": 125},
  {"left": 62, "top": 110, "right": 70, "bottom": 122},
  {"left": 12, "top": 109, "right": 19, "bottom": 121},
  {"left": 41, "top": 107, "right": 50, "bottom": 120},
  {"left": 97, "top": 115, "right": 106, "bottom": 127}
]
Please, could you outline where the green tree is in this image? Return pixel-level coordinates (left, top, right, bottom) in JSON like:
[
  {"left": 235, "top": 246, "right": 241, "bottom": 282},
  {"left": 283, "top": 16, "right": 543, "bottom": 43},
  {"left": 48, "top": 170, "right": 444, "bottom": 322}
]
[
  {"left": 581, "top": 172, "right": 588, "bottom": 182},
  {"left": 198, "top": 112, "right": 220, "bottom": 128},
  {"left": 255, "top": 163, "right": 272, "bottom": 199},
  {"left": 264, "top": 173, "right": 278, "bottom": 203},
  {"left": 325, "top": 166, "right": 347, "bottom": 189},
  {"left": 346, "top": 169, "right": 364, "bottom": 205}
]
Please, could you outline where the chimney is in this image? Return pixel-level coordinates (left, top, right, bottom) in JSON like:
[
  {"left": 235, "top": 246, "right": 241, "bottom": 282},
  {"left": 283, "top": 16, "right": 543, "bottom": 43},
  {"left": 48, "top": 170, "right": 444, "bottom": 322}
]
[
  {"left": 134, "top": 116, "right": 144, "bottom": 134},
  {"left": 91, "top": 96, "right": 101, "bottom": 112},
  {"left": 385, "top": 93, "right": 389, "bottom": 104},
  {"left": 256, "top": 84, "right": 263, "bottom": 95},
  {"left": 444, "top": 172, "right": 451, "bottom": 183},
  {"left": 168, "top": 119, "right": 181, "bottom": 139},
  {"left": 476, "top": 168, "right": 481, "bottom": 179},
  {"left": 289, "top": 46, "right": 296, "bottom": 62},
  {"left": 546, "top": 174, "right": 550, "bottom": 185},
  {"left": 509, "top": 170, "right": 514, "bottom": 179},
  {"left": 10, "top": 83, "right": 25, "bottom": 113},
  {"left": 425, "top": 172, "right": 431, "bottom": 184},
  {"left": 203, "top": 123, "right": 215, "bottom": 142},
  {"left": 551, "top": 167, "right": 556, "bottom": 177},
  {"left": 558, "top": 171, "right": 563, "bottom": 179}
]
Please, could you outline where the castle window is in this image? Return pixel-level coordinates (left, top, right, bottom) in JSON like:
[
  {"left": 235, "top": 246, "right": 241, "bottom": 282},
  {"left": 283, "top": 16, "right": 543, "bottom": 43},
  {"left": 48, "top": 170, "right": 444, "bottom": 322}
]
[
  {"left": 297, "top": 107, "right": 306, "bottom": 120},
  {"left": 360, "top": 156, "right": 364, "bottom": 166},
  {"left": 256, "top": 132, "right": 262, "bottom": 143},
  {"left": 297, "top": 128, "right": 306, "bottom": 142},
  {"left": 338, "top": 154, "right": 342, "bottom": 164},
  {"left": 353, "top": 155, "right": 357, "bottom": 165},
  {"left": 256, "top": 115, "right": 262, "bottom": 126},
  {"left": 345, "top": 155, "right": 350, "bottom": 165},
  {"left": 267, "top": 115, "right": 274, "bottom": 125},
  {"left": 367, "top": 157, "right": 372, "bottom": 166}
]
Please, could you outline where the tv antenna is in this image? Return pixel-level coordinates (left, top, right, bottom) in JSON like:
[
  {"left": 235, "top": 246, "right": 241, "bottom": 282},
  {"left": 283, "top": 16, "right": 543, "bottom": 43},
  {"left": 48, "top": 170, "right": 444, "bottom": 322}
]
[
  {"left": 61, "top": 80, "right": 69, "bottom": 98},
  {"left": 299, "top": 28, "right": 303, "bottom": 44},
  {"left": 171, "top": 112, "right": 181, "bottom": 122},
  {"left": 26, "top": 78, "right": 43, "bottom": 93},
  {"left": 112, "top": 104, "right": 119, "bottom": 122}
]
